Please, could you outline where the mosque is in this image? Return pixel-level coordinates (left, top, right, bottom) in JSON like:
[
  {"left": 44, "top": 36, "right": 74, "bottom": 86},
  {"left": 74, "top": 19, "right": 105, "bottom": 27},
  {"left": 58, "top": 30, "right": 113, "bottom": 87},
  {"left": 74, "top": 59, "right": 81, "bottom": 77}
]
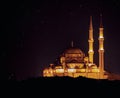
[{"left": 43, "top": 15, "right": 109, "bottom": 79}]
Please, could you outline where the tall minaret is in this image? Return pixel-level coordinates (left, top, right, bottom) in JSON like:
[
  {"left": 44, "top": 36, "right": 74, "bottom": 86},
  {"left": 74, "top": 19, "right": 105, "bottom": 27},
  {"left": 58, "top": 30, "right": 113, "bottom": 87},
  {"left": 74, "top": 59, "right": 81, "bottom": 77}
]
[
  {"left": 98, "top": 14, "right": 104, "bottom": 79},
  {"left": 88, "top": 16, "right": 94, "bottom": 63}
]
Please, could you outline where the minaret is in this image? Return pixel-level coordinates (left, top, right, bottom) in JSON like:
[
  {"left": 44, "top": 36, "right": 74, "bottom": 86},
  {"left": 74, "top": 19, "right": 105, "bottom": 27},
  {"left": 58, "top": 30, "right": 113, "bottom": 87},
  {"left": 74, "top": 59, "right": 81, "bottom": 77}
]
[
  {"left": 98, "top": 14, "right": 104, "bottom": 79},
  {"left": 88, "top": 16, "right": 94, "bottom": 63}
]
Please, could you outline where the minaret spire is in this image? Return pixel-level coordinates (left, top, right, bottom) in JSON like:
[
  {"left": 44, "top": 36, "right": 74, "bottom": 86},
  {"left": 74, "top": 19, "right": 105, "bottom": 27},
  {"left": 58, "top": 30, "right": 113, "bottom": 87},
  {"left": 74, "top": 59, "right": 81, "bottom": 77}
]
[
  {"left": 98, "top": 14, "right": 104, "bottom": 79},
  {"left": 88, "top": 16, "right": 94, "bottom": 63},
  {"left": 89, "top": 16, "right": 93, "bottom": 30},
  {"left": 100, "top": 14, "right": 103, "bottom": 28}
]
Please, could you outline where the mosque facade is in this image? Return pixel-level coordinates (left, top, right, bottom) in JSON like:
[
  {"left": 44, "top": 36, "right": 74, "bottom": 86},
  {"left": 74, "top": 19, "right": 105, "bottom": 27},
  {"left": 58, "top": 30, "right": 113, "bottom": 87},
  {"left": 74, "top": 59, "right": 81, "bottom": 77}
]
[{"left": 43, "top": 16, "right": 109, "bottom": 79}]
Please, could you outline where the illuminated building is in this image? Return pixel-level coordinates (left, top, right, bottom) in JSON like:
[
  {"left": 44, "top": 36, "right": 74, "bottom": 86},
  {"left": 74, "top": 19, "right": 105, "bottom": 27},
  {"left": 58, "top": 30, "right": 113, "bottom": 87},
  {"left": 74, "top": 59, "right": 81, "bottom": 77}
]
[{"left": 43, "top": 16, "right": 108, "bottom": 79}]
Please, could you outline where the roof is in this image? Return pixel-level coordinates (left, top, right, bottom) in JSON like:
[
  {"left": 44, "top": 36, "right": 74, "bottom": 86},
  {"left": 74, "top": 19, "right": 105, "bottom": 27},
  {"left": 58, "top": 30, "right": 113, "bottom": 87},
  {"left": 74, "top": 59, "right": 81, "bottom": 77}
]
[{"left": 64, "top": 47, "right": 84, "bottom": 54}]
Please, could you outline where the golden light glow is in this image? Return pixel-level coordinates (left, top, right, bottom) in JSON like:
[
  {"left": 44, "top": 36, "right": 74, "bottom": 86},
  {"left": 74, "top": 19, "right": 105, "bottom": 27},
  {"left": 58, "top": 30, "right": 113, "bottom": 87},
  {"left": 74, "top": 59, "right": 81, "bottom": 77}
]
[
  {"left": 99, "top": 33, "right": 103, "bottom": 38},
  {"left": 68, "top": 69, "right": 76, "bottom": 73},
  {"left": 99, "top": 36, "right": 104, "bottom": 38},
  {"left": 76, "top": 69, "right": 86, "bottom": 72},
  {"left": 91, "top": 69, "right": 99, "bottom": 72},
  {"left": 55, "top": 69, "right": 64, "bottom": 73},
  {"left": 89, "top": 50, "right": 94, "bottom": 53}
]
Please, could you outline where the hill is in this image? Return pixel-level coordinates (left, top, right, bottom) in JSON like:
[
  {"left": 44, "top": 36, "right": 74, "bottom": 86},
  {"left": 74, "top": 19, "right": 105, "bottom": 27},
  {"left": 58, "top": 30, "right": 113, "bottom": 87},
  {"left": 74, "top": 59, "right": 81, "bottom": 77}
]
[{"left": 1, "top": 76, "right": 120, "bottom": 97}]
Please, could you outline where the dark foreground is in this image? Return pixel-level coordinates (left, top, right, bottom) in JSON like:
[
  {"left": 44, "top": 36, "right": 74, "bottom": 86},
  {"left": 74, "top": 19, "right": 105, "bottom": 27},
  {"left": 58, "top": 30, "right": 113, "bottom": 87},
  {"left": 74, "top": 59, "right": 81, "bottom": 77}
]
[{"left": 1, "top": 76, "right": 120, "bottom": 97}]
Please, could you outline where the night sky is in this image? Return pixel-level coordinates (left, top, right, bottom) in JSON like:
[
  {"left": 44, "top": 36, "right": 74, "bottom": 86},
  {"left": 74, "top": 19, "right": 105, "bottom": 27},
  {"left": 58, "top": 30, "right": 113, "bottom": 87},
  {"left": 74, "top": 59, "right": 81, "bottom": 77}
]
[{"left": 1, "top": 0, "right": 120, "bottom": 80}]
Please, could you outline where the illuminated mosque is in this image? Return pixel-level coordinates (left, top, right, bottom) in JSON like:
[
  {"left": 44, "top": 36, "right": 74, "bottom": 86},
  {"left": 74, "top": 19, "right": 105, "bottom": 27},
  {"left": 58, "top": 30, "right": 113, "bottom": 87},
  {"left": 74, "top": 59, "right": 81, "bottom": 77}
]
[{"left": 43, "top": 15, "right": 109, "bottom": 79}]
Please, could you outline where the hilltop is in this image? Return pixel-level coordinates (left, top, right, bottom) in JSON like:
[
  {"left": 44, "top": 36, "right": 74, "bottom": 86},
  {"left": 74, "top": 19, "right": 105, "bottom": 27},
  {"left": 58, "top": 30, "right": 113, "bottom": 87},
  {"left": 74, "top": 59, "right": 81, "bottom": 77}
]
[{"left": 1, "top": 76, "right": 120, "bottom": 97}]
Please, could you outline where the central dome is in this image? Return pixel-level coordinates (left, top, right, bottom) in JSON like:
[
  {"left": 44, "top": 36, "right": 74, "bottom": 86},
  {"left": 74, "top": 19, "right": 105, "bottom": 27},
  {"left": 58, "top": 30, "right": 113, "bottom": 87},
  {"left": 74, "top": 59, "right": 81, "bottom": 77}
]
[
  {"left": 61, "top": 47, "right": 85, "bottom": 63},
  {"left": 64, "top": 47, "right": 84, "bottom": 54}
]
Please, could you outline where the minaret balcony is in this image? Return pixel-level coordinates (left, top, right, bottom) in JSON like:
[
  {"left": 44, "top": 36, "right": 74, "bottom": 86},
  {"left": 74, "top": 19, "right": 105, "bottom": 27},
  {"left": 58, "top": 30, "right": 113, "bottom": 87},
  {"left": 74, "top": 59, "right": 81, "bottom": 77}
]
[{"left": 88, "top": 39, "right": 94, "bottom": 42}]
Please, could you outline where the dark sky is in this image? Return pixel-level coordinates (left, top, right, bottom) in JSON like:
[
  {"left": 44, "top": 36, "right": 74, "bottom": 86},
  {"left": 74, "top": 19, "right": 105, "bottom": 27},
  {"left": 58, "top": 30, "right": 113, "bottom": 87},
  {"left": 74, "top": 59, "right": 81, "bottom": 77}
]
[{"left": 1, "top": 0, "right": 120, "bottom": 80}]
